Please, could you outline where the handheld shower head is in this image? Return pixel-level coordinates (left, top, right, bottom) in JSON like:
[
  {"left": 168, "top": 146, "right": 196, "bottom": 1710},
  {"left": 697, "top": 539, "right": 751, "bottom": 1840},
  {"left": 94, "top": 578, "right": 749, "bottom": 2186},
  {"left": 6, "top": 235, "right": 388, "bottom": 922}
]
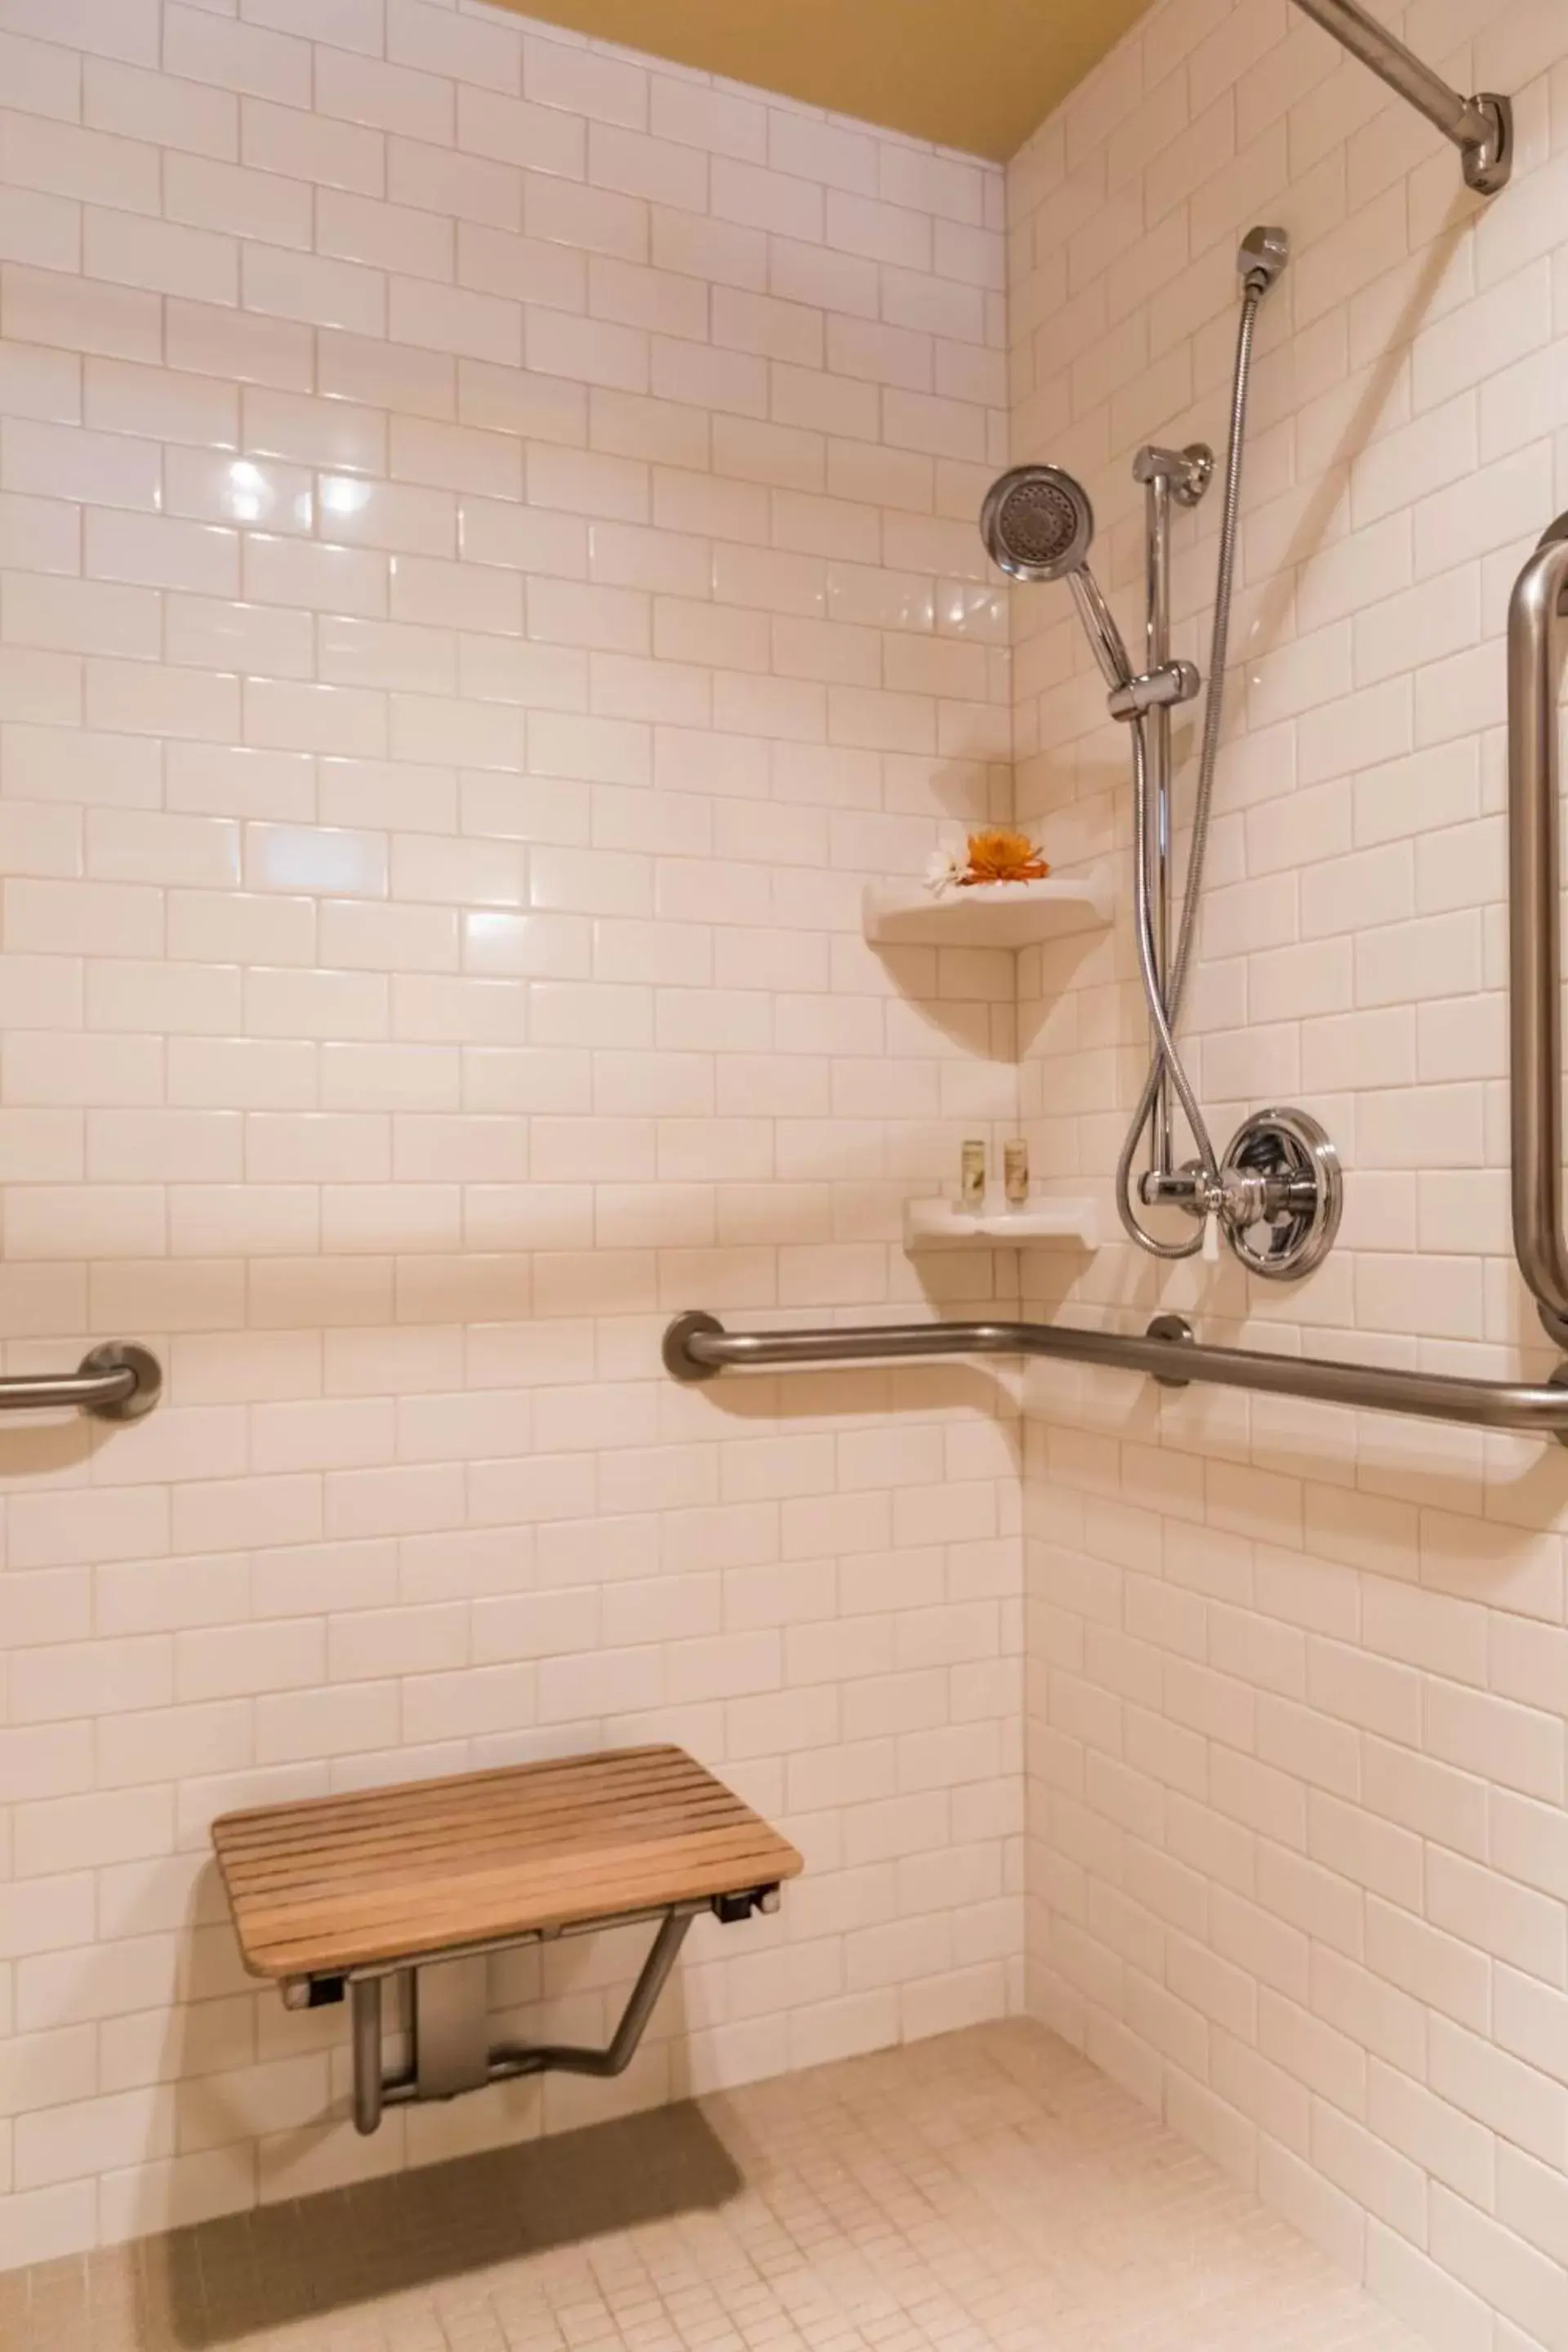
[
  {"left": 980, "top": 462, "right": 1134, "bottom": 692},
  {"left": 981, "top": 463, "right": 1094, "bottom": 583},
  {"left": 1239, "top": 224, "right": 1289, "bottom": 296}
]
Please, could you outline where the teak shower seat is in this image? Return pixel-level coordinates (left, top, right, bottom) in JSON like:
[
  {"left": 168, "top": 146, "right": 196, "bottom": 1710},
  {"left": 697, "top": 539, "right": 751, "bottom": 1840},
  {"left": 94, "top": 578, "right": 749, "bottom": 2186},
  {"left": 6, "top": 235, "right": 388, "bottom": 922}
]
[{"left": 212, "top": 1744, "right": 802, "bottom": 2135}]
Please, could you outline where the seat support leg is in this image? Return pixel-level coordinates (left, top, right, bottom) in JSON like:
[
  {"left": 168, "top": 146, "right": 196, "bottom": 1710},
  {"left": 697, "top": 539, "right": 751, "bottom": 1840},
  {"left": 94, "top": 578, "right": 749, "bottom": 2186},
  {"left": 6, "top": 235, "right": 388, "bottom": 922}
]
[
  {"left": 350, "top": 1908, "right": 698, "bottom": 2132},
  {"left": 351, "top": 1976, "right": 382, "bottom": 2136},
  {"left": 492, "top": 1909, "right": 693, "bottom": 2080}
]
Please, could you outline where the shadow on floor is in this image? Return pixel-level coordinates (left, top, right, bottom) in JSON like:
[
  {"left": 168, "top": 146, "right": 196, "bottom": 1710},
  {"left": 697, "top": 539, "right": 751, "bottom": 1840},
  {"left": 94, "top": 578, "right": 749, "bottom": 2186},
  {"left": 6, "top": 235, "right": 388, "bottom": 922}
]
[{"left": 27, "top": 2101, "right": 743, "bottom": 2351}]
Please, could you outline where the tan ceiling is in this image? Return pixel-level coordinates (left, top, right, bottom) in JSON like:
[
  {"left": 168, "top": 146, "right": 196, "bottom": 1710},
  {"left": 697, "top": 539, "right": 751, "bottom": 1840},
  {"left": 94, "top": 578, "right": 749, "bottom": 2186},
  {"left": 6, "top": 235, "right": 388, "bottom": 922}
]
[{"left": 499, "top": 0, "right": 1149, "bottom": 163}]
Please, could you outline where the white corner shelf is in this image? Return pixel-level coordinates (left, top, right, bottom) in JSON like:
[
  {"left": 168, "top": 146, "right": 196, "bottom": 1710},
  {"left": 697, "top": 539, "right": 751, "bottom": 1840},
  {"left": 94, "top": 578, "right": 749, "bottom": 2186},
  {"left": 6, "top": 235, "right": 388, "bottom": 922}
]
[
  {"left": 863, "top": 869, "right": 1113, "bottom": 951},
  {"left": 903, "top": 1197, "right": 1099, "bottom": 1254}
]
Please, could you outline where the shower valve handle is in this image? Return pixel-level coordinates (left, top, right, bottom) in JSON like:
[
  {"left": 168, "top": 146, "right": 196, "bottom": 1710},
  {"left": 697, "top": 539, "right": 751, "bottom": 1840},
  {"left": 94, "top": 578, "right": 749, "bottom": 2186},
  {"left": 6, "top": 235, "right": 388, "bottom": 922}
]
[
  {"left": 1138, "top": 1113, "right": 1343, "bottom": 1281},
  {"left": 1139, "top": 1165, "right": 1207, "bottom": 1214}
]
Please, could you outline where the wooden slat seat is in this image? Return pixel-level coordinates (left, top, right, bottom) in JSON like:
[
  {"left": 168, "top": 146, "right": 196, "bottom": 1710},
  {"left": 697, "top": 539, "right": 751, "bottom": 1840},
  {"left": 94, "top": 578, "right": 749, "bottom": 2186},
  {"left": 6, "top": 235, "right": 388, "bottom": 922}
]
[{"left": 212, "top": 1744, "right": 803, "bottom": 1985}]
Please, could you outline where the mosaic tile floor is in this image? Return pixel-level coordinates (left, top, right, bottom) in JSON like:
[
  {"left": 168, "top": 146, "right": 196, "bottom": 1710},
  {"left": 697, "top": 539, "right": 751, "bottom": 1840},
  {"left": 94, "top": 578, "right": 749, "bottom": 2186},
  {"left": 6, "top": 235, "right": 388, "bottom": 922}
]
[{"left": 1, "top": 2022, "right": 1426, "bottom": 2352}]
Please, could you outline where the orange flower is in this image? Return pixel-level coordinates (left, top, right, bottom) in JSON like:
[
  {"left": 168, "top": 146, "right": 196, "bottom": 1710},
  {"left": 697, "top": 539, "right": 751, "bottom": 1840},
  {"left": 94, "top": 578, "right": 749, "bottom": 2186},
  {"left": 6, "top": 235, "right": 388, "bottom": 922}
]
[{"left": 960, "top": 827, "right": 1051, "bottom": 885}]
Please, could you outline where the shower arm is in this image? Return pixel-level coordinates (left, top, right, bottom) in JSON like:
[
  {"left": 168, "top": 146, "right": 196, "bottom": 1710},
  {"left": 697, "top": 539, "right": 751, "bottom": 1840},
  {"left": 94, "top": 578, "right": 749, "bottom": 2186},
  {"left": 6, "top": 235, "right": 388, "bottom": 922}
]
[
  {"left": 1290, "top": 0, "right": 1511, "bottom": 194},
  {"left": 1067, "top": 568, "right": 1134, "bottom": 695}
]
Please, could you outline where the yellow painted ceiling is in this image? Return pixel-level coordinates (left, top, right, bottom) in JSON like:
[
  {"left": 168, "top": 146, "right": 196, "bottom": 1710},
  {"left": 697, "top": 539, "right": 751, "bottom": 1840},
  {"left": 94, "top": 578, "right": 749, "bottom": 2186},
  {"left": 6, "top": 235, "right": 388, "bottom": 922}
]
[{"left": 498, "top": 0, "right": 1150, "bottom": 163}]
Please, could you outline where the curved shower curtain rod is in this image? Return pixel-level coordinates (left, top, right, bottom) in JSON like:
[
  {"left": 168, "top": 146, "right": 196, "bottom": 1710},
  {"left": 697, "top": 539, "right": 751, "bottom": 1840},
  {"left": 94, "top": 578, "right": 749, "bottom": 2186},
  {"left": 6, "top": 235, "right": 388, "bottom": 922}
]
[{"left": 1290, "top": 0, "right": 1512, "bottom": 194}]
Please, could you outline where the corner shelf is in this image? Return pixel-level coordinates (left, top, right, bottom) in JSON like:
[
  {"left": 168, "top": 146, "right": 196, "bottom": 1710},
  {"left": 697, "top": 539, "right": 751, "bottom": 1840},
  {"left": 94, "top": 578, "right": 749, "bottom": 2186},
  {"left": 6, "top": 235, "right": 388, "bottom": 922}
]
[
  {"left": 903, "top": 1197, "right": 1099, "bottom": 1254},
  {"left": 863, "top": 869, "right": 1113, "bottom": 951}
]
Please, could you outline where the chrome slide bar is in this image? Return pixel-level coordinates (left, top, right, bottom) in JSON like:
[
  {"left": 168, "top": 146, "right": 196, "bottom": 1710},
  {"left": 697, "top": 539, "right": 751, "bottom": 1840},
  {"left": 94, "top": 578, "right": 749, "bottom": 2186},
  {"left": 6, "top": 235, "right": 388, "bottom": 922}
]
[
  {"left": 1509, "top": 518, "right": 1568, "bottom": 1348},
  {"left": 663, "top": 1313, "right": 1568, "bottom": 1447},
  {"left": 1290, "top": 0, "right": 1511, "bottom": 193},
  {"left": 0, "top": 1343, "right": 161, "bottom": 1422}
]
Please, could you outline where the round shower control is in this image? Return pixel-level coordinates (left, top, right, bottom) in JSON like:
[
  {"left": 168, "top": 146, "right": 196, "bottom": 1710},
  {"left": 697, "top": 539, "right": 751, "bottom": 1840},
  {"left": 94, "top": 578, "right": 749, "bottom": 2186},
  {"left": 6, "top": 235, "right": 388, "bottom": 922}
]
[{"left": 1220, "top": 1107, "right": 1343, "bottom": 1281}]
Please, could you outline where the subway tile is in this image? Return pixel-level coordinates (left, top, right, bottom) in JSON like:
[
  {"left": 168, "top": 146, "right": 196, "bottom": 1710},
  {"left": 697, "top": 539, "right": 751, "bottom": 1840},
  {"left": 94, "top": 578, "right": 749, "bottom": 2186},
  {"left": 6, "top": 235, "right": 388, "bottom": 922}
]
[
  {"left": 165, "top": 301, "right": 313, "bottom": 394},
  {"left": 165, "top": 16, "right": 307, "bottom": 108},
  {"left": 0, "top": 0, "right": 1543, "bottom": 2283},
  {"left": 243, "top": 242, "right": 386, "bottom": 337},
  {"left": 3, "top": 416, "right": 159, "bottom": 509},
  {"left": 461, "top": 85, "right": 584, "bottom": 181},
  {"left": 713, "top": 158, "right": 822, "bottom": 243},
  {"left": 86, "top": 358, "right": 237, "bottom": 453},
  {"left": 390, "top": 134, "right": 521, "bottom": 230},
  {"left": 526, "top": 36, "right": 646, "bottom": 132},
  {"left": 242, "top": 96, "right": 385, "bottom": 197},
  {"left": 167, "top": 154, "right": 311, "bottom": 252},
  {"left": 3, "top": 262, "right": 160, "bottom": 362},
  {"left": 317, "top": 45, "right": 454, "bottom": 146},
  {"left": 389, "top": 0, "right": 519, "bottom": 93}
]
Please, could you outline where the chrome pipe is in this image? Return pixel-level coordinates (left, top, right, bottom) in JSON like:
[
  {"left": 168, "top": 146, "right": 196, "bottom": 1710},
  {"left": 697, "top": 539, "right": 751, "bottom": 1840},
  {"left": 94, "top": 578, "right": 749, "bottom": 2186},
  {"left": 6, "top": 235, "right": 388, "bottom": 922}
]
[
  {"left": 378, "top": 1913, "right": 697, "bottom": 2113},
  {"left": 0, "top": 1344, "right": 162, "bottom": 1422},
  {"left": 1290, "top": 0, "right": 1511, "bottom": 192},
  {"left": 1508, "top": 520, "right": 1568, "bottom": 1347},
  {"left": 1145, "top": 466, "right": 1174, "bottom": 1176},
  {"left": 487, "top": 1912, "right": 693, "bottom": 2082},
  {"left": 1066, "top": 568, "right": 1134, "bottom": 694},
  {"left": 663, "top": 1313, "right": 1568, "bottom": 1447},
  {"left": 351, "top": 1977, "right": 383, "bottom": 2136}
]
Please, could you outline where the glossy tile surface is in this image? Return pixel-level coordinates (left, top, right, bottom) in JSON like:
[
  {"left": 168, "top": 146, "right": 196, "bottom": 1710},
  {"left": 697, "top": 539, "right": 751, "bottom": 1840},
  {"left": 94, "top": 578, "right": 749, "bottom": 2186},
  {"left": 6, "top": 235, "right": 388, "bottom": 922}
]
[
  {"left": 1012, "top": 0, "right": 1568, "bottom": 2345},
  {"left": 0, "top": 0, "right": 1020, "bottom": 2276}
]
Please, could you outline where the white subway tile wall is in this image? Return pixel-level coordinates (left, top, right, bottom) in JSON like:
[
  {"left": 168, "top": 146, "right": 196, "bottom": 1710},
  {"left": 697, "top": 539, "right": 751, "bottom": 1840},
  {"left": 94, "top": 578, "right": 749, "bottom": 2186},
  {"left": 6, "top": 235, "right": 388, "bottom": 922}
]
[
  {"left": 0, "top": 0, "right": 1023, "bottom": 2267},
  {"left": 1013, "top": 0, "right": 1568, "bottom": 2344}
]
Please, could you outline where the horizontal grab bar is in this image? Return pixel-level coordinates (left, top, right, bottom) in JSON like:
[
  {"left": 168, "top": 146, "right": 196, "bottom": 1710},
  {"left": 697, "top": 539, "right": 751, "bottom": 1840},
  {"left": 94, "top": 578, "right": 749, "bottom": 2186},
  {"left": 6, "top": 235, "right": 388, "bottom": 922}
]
[
  {"left": 0, "top": 1344, "right": 163, "bottom": 1423},
  {"left": 663, "top": 1313, "right": 1568, "bottom": 1448}
]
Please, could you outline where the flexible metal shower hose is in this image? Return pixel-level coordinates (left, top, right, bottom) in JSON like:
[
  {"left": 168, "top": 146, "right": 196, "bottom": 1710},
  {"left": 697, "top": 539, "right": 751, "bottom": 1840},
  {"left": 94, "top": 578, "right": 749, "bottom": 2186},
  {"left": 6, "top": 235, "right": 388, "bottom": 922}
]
[{"left": 1115, "top": 278, "right": 1267, "bottom": 1258}]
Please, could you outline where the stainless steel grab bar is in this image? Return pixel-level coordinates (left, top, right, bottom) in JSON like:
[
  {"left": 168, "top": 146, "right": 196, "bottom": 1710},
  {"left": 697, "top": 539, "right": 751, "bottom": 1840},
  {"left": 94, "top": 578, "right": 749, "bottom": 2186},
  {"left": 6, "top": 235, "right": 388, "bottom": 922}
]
[
  {"left": 1509, "top": 518, "right": 1568, "bottom": 1348},
  {"left": 1290, "top": 0, "right": 1511, "bottom": 193},
  {"left": 0, "top": 1343, "right": 163, "bottom": 1422},
  {"left": 663, "top": 1312, "right": 1568, "bottom": 1447},
  {"left": 666, "top": 513, "right": 1568, "bottom": 1447}
]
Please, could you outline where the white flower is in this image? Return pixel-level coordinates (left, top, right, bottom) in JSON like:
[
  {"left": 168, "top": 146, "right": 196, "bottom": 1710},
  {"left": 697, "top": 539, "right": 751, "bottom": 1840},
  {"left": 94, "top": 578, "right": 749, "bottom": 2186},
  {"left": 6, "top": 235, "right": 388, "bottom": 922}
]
[{"left": 924, "top": 844, "right": 965, "bottom": 896}]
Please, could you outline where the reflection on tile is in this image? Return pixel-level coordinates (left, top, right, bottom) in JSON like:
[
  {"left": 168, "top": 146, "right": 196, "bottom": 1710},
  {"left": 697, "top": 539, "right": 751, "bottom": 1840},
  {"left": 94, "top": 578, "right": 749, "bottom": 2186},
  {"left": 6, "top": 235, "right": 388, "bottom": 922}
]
[
  {"left": 164, "top": 451, "right": 315, "bottom": 534},
  {"left": 938, "top": 580, "right": 1008, "bottom": 640},
  {"left": 244, "top": 822, "right": 390, "bottom": 898},
  {"left": 462, "top": 908, "right": 590, "bottom": 978}
]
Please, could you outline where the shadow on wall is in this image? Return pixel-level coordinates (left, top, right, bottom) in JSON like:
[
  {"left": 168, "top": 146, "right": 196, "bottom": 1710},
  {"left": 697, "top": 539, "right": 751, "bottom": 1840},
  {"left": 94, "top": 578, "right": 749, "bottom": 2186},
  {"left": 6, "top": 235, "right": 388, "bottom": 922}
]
[
  {"left": 683, "top": 1356, "right": 1026, "bottom": 1433},
  {"left": 131, "top": 2093, "right": 742, "bottom": 2348},
  {"left": 1247, "top": 191, "right": 1473, "bottom": 701},
  {"left": 0, "top": 1416, "right": 102, "bottom": 1482}
]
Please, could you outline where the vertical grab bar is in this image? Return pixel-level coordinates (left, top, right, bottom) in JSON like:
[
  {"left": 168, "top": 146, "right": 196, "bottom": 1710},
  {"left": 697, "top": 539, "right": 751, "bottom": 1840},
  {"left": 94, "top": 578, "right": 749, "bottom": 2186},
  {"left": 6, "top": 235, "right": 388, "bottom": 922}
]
[{"left": 1508, "top": 519, "right": 1568, "bottom": 1344}]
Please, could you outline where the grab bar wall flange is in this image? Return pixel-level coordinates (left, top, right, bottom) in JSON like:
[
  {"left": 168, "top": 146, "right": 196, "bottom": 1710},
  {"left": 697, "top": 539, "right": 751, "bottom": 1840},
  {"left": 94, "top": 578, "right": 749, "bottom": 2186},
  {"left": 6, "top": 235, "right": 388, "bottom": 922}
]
[
  {"left": 1508, "top": 516, "right": 1568, "bottom": 1348},
  {"left": 0, "top": 1343, "right": 163, "bottom": 1422},
  {"left": 663, "top": 1313, "right": 1568, "bottom": 1449},
  {"left": 1290, "top": 0, "right": 1512, "bottom": 194}
]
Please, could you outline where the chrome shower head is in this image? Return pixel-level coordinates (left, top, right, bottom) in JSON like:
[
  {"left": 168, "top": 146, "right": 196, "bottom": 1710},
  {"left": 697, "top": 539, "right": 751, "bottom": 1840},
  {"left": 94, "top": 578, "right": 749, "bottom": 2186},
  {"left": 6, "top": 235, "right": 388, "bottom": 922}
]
[
  {"left": 980, "top": 462, "right": 1134, "bottom": 693},
  {"left": 981, "top": 463, "right": 1094, "bottom": 583}
]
